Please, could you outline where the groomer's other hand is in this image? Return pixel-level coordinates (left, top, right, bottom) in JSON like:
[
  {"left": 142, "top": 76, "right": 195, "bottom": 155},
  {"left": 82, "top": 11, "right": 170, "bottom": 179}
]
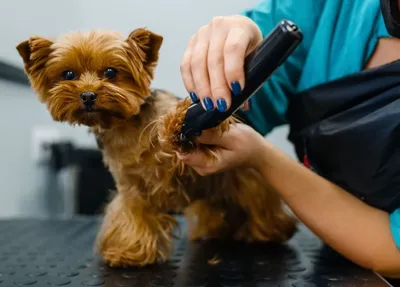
[
  {"left": 180, "top": 15, "right": 263, "bottom": 112},
  {"left": 177, "top": 124, "right": 266, "bottom": 176}
]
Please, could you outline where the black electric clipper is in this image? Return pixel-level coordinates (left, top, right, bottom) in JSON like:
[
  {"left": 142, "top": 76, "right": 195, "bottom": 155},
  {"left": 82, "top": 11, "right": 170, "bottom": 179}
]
[{"left": 179, "top": 20, "right": 303, "bottom": 148}]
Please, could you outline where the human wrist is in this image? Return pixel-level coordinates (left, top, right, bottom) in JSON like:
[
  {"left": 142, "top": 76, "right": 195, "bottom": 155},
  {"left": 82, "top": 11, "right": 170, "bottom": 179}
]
[
  {"left": 251, "top": 139, "right": 290, "bottom": 182},
  {"left": 248, "top": 137, "right": 274, "bottom": 171}
]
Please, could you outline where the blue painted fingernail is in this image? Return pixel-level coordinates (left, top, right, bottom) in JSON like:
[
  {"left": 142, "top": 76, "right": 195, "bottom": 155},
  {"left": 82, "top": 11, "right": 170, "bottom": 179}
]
[
  {"left": 231, "top": 81, "right": 241, "bottom": 96},
  {"left": 203, "top": 97, "right": 214, "bottom": 111},
  {"left": 189, "top": 92, "right": 199, "bottom": 103},
  {"left": 217, "top": 98, "right": 227, "bottom": 112}
]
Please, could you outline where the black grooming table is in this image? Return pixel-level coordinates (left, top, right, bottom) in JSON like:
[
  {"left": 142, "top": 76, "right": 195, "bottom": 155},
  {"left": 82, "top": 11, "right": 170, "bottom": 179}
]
[{"left": 0, "top": 216, "right": 394, "bottom": 287}]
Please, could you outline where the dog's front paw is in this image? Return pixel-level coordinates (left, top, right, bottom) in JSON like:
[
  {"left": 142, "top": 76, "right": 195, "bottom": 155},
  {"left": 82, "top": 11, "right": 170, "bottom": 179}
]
[
  {"left": 95, "top": 192, "right": 177, "bottom": 267},
  {"left": 157, "top": 97, "right": 192, "bottom": 153},
  {"left": 157, "top": 97, "right": 237, "bottom": 154}
]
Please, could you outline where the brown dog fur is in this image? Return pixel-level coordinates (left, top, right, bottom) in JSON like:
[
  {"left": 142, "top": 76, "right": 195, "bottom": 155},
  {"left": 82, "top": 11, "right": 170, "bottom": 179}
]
[{"left": 16, "top": 28, "right": 297, "bottom": 267}]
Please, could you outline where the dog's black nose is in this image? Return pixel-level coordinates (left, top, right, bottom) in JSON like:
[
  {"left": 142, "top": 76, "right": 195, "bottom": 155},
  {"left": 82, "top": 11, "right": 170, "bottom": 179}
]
[{"left": 80, "top": 92, "right": 97, "bottom": 107}]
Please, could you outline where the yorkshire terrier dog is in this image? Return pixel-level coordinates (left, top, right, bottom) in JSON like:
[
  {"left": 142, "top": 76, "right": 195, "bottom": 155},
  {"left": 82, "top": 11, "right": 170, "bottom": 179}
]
[{"left": 16, "top": 28, "right": 297, "bottom": 267}]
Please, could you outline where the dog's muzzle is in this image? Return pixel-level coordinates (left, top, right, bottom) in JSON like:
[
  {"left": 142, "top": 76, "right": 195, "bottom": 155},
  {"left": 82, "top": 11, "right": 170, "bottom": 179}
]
[{"left": 81, "top": 92, "right": 97, "bottom": 110}]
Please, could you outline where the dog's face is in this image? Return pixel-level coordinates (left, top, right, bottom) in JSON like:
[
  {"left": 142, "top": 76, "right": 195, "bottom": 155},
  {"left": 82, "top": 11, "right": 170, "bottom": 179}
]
[{"left": 16, "top": 28, "right": 163, "bottom": 128}]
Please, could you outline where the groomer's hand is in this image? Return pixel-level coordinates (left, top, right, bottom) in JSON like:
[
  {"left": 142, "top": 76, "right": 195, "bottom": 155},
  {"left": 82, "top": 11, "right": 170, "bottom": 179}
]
[
  {"left": 180, "top": 15, "right": 263, "bottom": 112},
  {"left": 177, "top": 123, "right": 267, "bottom": 176}
]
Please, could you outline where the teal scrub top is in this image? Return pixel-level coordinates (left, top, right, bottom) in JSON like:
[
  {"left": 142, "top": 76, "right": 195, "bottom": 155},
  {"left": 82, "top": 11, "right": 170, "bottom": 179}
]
[
  {"left": 240, "top": 0, "right": 400, "bottom": 250},
  {"left": 241, "top": 0, "right": 390, "bottom": 135}
]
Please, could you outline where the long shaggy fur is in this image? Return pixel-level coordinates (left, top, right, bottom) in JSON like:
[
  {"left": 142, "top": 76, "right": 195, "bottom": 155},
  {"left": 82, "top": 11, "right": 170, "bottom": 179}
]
[{"left": 16, "top": 28, "right": 297, "bottom": 267}]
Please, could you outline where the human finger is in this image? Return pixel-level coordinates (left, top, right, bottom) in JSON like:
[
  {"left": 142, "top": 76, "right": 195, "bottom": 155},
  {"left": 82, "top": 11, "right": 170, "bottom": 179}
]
[
  {"left": 176, "top": 150, "right": 211, "bottom": 168},
  {"left": 196, "top": 128, "right": 233, "bottom": 148},
  {"left": 183, "top": 155, "right": 223, "bottom": 176},
  {"left": 241, "top": 99, "right": 251, "bottom": 111},
  {"left": 223, "top": 27, "right": 249, "bottom": 97},
  {"left": 191, "top": 25, "right": 213, "bottom": 111},
  {"left": 208, "top": 17, "right": 231, "bottom": 112},
  {"left": 180, "top": 35, "right": 199, "bottom": 103}
]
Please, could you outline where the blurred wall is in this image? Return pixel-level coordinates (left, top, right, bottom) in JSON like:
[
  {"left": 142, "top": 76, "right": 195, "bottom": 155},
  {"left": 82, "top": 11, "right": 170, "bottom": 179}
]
[{"left": 0, "top": 0, "right": 295, "bottom": 218}]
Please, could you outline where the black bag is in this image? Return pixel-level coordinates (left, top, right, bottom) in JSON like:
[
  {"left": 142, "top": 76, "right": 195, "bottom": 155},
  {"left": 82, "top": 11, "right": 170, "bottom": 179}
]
[{"left": 287, "top": 60, "right": 400, "bottom": 213}]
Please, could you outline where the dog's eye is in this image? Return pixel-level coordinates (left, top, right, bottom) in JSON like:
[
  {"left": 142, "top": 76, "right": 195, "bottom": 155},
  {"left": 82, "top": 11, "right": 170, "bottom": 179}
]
[
  {"left": 104, "top": 68, "right": 117, "bottom": 79},
  {"left": 61, "top": 70, "right": 76, "bottom": 81}
]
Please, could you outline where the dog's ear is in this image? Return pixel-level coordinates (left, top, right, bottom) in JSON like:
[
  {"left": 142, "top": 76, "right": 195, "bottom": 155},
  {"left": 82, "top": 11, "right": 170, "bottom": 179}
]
[
  {"left": 16, "top": 40, "right": 32, "bottom": 65},
  {"left": 125, "top": 28, "right": 163, "bottom": 70},
  {"left": 16, "top": 37, "right": 53, "bottom": 73},
  {"left": 16, "top": 37, "right": 54, "bottom": 101}
]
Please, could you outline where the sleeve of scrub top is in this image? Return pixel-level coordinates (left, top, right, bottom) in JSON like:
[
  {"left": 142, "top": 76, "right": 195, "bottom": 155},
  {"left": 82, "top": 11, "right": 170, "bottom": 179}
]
[
  {"left": 236, "top": 0, "right": 326, "bottom": 135},
  {"left": 390, "top": 209, "right": 400, "bottom": 249}
]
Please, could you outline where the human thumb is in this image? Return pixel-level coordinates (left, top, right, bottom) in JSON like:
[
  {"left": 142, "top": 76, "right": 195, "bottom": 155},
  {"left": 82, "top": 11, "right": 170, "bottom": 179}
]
[{"left": 196, "top": 129, "right": 226, "bottom": 146}]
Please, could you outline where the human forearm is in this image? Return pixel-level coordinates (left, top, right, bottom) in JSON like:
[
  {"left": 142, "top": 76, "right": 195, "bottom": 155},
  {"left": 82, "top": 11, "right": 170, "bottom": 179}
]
[{"left": 257, "top": 140, "right": 400, "bottom": 276}]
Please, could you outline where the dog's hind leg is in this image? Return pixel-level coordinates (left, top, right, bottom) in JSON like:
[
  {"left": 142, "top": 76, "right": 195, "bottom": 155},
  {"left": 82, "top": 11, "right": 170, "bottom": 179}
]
[
  {"left": 95, "top": 190, "right": 177, "bottom": 267},
  {"left": 229, "top": 168, "right": 298, "bottom": 243},
  {"left": 184, "top": 198, "right": 247, "bottom": 241},
  {"left": 184, "top": 200, "right": 228, "bottom": 241}
]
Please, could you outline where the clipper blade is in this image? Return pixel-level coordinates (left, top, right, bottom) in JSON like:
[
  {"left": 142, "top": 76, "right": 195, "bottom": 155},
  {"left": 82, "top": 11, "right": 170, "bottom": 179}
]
[{"left": 178, "top": 132, "right": 197, "bottom": 153}]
